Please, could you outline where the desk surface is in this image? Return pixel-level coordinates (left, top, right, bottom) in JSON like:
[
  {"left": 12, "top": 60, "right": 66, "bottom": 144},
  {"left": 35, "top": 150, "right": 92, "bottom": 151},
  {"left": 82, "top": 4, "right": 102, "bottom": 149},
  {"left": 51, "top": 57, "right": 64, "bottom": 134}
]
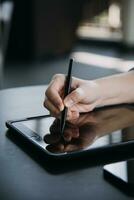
[{"left": 0, "top": 85, "right": 134, "bottom": 200}]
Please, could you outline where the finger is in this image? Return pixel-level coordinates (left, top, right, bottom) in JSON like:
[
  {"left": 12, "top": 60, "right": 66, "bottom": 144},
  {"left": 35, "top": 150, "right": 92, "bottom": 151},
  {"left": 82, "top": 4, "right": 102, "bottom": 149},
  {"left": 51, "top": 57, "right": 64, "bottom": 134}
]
[
  {"left": 64, "top": 144, "right": 78, "bottom": 152},
  {"left": 50, "top": 112, "right": 60, "bottom": 119},
  {"left": 50, "top": 119, "right": 60, "bottom": 134},
  {"left": 45, "top": 74, "right": 65, "bottom": 111},
  {"left": 51, "top": 74, "right": 65, "bottom": 90},
  {"left": 69, "top": 102, "right": 98, "bottom": 113},
  {"left": 66, "top": 109, "right": 79, "bottom": 121},
  {"left": 46, "top": 143, "right": 65, "bottom": 153},
  {"left": 63, "top": 132, "right": 72, "bottom": 142},
  {"left": 64, "top": 87, "right": 85, "bottom": 108},
  {"left": 45, "top": 87, "right": 64, "bottom": 111},
  {"left": 44, "top": 98, "right": 60, "bottom": 117},
  {"left": 44, "top": 134, "right": 60, "bottom": 144},
  {"left": 64, "top": 128, "right": 74, "bottom": 141}
]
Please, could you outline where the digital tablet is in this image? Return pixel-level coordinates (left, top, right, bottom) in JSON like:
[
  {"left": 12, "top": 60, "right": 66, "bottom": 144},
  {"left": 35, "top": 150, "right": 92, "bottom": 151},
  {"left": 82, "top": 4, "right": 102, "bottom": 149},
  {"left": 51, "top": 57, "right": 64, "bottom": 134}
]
[
  {"left": 6, "top": 105, "right": 134, "bottom": 159},
  {"left": 103, "top": 159, "right": 134, "bottom": 196}
]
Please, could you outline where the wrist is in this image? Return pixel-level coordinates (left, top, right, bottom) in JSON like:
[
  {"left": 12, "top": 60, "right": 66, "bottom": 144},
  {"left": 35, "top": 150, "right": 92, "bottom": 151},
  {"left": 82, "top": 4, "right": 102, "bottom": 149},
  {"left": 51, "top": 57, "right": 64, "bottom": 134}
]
[
  {"left": 85, "top": 79, "right": 104, "bottom": 107},
  {"left": 94, "top": 74, "right": 126, "bottom": 106},
  {"left": 94, "top": 77, "right": 117, "bottom": 106}
]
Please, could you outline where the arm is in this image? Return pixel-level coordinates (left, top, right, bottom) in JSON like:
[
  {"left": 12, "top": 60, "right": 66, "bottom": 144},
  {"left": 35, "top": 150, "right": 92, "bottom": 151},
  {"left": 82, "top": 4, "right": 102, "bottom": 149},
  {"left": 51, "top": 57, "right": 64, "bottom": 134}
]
[
  {"left": 44, "top": 71, "right": 134, "bottom": 120},
  {"left": 96, "top": 71, "right": 134, "bottom": 106}
]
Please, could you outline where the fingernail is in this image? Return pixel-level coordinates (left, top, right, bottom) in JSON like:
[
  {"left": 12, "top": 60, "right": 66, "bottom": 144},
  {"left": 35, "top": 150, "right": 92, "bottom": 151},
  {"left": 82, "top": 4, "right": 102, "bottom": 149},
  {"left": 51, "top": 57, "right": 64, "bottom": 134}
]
[
  {"left": 65, "top": 99, "right": 74, "bottom": 107},
  {"left": 59, "top": 104, "right": 64, "bottom": 111}
]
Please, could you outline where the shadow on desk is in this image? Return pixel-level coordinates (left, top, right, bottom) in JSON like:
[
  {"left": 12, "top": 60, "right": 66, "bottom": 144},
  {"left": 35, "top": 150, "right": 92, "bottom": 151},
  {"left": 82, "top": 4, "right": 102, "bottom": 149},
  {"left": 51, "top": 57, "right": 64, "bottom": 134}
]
[{"left": 6, "top": 129, "right": 134, "bottom": 175}]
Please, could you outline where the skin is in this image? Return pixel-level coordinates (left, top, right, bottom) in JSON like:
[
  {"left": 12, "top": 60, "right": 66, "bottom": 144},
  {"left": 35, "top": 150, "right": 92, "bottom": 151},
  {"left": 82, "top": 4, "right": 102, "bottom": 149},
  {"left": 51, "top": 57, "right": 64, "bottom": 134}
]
[{"left": 44, "top": 71, "right": 134, "bottom": 121}]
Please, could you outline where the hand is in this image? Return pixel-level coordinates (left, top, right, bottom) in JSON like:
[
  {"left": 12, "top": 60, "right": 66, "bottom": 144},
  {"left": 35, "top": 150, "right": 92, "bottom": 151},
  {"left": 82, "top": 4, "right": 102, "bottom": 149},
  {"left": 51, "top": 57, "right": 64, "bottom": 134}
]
[{"left": 44, "top": 74, "right": 102, "bottom": 120}]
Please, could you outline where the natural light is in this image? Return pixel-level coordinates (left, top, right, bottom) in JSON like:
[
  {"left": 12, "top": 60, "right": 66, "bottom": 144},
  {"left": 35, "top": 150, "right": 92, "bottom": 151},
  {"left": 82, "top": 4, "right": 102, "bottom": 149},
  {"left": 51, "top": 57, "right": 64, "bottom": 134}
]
[{"left": 72, "top": 51, "right": 134, "bottom": 72}]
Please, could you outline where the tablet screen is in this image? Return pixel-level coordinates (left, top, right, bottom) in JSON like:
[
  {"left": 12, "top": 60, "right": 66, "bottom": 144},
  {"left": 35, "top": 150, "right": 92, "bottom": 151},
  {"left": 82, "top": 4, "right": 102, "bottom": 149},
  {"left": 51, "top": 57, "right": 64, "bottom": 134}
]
[{"left": 12, "top": 105, "right": 134, "bottom": 155}]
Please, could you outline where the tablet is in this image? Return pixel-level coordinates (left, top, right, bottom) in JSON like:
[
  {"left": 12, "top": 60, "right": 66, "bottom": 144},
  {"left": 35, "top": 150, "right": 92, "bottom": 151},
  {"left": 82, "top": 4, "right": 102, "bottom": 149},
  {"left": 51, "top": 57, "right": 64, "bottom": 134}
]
[
  {"left": 6, "top": 105, "right": 134, "bottom": 159},
  {"left": 103, "top": 159, "right": 134, "bottom": 196}
]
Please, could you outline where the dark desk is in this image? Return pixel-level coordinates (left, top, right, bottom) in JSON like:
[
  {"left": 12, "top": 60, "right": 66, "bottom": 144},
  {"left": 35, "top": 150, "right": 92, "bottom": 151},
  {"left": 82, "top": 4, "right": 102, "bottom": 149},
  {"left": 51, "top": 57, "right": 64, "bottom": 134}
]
[{"left": 0, "top": 85, "right": 134, "bottom": 200}]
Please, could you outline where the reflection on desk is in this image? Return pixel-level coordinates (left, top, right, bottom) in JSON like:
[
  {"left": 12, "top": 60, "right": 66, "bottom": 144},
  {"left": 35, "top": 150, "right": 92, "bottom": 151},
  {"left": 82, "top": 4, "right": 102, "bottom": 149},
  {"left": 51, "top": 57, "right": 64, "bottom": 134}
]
[
  {"left": 20, "top": 105, "right": 134, "bottom": 154},
  {"left": 44, "top": 105, "right": 134, "bottom": 153}
]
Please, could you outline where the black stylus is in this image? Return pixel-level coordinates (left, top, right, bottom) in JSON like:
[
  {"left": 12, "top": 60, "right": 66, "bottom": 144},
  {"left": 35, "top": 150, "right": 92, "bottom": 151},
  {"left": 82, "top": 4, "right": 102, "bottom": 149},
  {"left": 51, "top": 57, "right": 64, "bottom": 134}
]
[{"left": 60, "top": 58, "right": 73, "bottom": 135}]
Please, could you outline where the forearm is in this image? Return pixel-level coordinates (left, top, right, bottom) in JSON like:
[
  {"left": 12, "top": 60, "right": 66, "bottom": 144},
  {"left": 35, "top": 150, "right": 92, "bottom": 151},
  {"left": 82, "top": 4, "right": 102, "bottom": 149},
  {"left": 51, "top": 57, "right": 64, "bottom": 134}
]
[{"left": 95, "top": 71, "right": 134, "bottom": 106}]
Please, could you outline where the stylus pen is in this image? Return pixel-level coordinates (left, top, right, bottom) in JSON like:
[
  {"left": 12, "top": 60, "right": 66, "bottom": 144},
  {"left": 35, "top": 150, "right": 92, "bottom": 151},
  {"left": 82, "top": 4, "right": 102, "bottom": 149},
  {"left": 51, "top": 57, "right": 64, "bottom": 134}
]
[{"left": 60, "top": 58, "right": 73, "bottom": 135}]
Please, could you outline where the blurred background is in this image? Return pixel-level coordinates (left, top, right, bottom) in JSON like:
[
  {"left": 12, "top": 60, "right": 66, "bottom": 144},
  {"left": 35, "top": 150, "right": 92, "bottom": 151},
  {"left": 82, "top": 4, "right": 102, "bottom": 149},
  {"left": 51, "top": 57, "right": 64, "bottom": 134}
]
[{"left": 0, "top": 0, "right": 134, "bottom": 89}]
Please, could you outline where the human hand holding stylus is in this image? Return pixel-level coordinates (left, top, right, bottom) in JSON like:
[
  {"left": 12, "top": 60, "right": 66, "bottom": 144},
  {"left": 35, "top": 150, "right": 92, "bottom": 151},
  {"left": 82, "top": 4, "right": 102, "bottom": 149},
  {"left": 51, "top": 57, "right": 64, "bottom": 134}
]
[
  {"left": 44, "top": 68, "right": 134, "bottom": 121},
  {"left": 44, "top": 76, "right": 102, "bottom": 121}
]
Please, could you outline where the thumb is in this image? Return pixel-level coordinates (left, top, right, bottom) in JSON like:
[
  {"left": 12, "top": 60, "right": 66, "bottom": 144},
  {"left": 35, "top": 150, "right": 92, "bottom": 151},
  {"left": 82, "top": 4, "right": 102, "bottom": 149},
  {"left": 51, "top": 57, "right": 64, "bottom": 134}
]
[{"left": 64, "top": 87, "right": 85, "bottom": 107}]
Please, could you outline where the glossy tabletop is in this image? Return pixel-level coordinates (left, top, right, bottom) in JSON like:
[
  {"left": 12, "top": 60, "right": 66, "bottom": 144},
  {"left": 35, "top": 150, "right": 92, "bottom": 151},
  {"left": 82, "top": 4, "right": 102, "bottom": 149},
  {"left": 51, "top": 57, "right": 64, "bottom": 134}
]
[{"left": 0, "top": 85, "right": 134, "bottom": 200}]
